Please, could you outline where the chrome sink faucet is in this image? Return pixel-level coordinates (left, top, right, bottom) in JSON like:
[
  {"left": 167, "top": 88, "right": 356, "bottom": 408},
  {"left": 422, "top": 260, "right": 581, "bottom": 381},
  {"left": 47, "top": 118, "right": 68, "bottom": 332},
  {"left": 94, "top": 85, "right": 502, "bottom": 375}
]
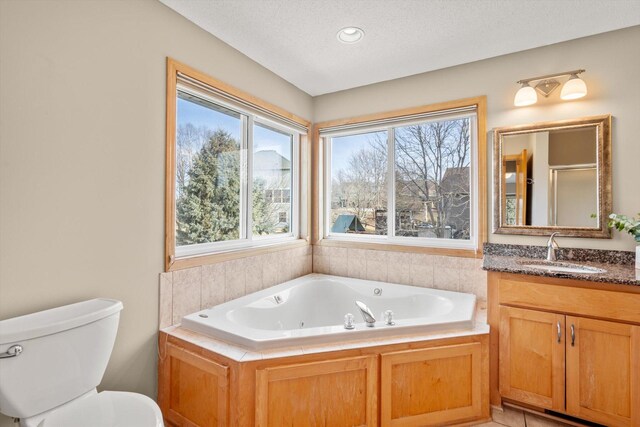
[
  {"left": 355, "top": 300, "right": 376, "bottom": 327},
  {"left": 547, "top": 232, "right": 560, "bottom": 261}
]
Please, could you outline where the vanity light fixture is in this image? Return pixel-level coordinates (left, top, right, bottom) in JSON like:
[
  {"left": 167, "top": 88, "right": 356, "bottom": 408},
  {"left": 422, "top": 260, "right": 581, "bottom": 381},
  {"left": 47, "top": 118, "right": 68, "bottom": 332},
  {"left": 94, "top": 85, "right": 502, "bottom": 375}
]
[
  {"left": 514, "top": 69, "right": 587, "bottom": 106},
  {"left": 337, "top": 27, "right": 364, "bottom": 44},
  {"left": 560, "top": 73, "right": 588, "bottom": 100},
  {"left": 514, "top": 82, "right": 537, "bottom": 107}
]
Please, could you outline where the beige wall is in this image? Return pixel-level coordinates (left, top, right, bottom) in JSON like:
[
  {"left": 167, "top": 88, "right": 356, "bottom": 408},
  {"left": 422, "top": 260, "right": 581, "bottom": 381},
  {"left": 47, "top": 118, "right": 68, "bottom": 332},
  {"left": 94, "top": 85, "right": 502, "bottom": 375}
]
[
  {"left": 314, "top": 26, "right": 640, "bottom": 251},
  {"left": 0, "top": 1, "right": 312, "bottom": 425}
]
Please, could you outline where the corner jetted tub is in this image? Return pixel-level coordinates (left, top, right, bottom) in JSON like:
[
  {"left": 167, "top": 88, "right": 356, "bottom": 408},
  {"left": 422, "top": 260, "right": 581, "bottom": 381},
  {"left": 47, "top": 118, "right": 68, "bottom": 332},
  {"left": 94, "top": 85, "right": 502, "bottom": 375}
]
[{"left": 181, "top": 274, "right": 477, "bottom": 350}]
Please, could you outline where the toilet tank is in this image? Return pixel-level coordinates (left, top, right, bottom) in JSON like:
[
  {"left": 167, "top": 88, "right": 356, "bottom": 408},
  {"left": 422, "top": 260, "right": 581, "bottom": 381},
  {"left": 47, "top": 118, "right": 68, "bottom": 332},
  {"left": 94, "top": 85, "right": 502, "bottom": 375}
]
[{"left": 0, "top": 299, "right": 123, "bottom": 419}]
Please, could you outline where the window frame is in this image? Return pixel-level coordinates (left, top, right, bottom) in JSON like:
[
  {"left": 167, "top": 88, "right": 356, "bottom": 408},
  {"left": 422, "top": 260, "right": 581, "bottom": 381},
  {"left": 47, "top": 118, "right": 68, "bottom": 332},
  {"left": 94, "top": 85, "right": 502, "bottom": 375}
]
[
  {"left": 166, "top": 58, "right": 310, "bottom": 271},
  {"left": 314, "top": 97, "right": 487, "bottom": 256}
]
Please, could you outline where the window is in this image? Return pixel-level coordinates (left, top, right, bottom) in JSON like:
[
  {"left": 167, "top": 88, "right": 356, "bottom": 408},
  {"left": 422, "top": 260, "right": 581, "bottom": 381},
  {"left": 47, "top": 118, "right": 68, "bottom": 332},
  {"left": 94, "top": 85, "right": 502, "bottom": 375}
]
[
  {"left": 329, "top": 130, "right": 388, "bottom": 235},
  {"left": 321, "top": 100, "right": 484, "bottom": 251},
  {"left": 166, "top": 59, "right": 309, "bottom": 269}
]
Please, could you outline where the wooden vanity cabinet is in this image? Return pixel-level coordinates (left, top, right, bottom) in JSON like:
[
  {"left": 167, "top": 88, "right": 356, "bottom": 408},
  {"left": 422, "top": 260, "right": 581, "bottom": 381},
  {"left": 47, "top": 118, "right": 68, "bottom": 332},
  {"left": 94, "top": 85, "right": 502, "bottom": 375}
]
[
  {"left": 498, "top": 306, "right": 565, "bottom": 411},
  {"left": 490, "top": 272, "right": 640, "bottom": 427},
  {"left": 565, "top": 316, "right": 640, "bottom": 427}
]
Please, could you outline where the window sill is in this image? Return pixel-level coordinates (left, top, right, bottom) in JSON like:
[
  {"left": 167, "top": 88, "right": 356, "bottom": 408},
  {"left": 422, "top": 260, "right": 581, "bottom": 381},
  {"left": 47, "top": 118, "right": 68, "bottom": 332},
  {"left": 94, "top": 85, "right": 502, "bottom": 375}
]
[
  {"left": 167, "top": 238, "right": 309, "bottom": 271},
  {"left": 315, "top": 238, "right": 482, "bottom": 258}
]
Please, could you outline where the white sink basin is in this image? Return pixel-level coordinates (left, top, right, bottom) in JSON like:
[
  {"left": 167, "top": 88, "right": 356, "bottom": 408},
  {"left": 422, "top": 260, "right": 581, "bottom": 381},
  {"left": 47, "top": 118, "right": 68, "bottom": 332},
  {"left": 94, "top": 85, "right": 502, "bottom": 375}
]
[{"left": 517, "top": 260, "right": 607, "bottom": 275}]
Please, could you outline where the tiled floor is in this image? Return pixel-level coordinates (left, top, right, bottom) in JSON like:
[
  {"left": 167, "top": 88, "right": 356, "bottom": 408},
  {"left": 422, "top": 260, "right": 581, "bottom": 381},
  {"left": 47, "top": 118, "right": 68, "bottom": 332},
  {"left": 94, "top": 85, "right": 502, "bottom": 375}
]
[{"left": 478, "top": 406, "right": 575, "bottom": 427}]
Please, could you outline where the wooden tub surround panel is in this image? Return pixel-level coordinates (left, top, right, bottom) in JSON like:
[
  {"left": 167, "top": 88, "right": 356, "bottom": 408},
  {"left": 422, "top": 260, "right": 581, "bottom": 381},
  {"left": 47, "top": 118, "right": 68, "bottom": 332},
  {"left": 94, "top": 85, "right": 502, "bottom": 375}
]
[
  {"left": 158, "top": 331, "right": 490, "bottom": 427},
  {"left": 488, "top": 271, "right": 640, "bottom": 427},
  {"left": 380, "top": 343, "right": 484, "bottom": 427},
  {"left": 159, "top": 343, "right": 229, "bottom": 427},
  {"left": 256, "top": 355, "right": 377, "bottom": 427}
]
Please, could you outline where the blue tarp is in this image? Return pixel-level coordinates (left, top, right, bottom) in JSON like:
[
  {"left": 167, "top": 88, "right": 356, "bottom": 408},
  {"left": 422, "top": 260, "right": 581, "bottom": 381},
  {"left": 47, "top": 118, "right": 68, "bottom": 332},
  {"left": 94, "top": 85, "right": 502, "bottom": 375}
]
[{"left": 331, "top": 214, "right": 366, "bottom": 233}]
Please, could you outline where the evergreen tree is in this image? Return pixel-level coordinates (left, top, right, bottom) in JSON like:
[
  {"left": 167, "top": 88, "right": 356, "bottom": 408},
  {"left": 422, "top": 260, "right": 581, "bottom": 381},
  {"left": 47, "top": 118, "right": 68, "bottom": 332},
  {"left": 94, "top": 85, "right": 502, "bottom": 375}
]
[
  {"left": 176, "top": 128, "right": 276, "bottom": 245},
  {"left": 177, "top": 129, "right": 241, "bottom": 245}
]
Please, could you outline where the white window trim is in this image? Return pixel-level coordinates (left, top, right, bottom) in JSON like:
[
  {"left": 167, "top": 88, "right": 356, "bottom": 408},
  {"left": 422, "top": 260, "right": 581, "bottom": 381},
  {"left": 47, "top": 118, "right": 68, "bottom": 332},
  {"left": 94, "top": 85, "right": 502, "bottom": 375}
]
[
  {"left": 322, "top": 111, "right": 479, "bottom": 251},
  {"left": 174, "top": 84, "right": 301, "bottom": 260}
]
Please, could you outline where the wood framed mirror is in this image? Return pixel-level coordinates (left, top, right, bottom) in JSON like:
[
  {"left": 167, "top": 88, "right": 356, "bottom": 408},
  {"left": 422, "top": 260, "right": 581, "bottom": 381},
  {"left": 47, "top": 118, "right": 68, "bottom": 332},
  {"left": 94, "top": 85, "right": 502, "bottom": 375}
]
[{"left": 493, "top": 115, "right": 611, "bottom": 237}]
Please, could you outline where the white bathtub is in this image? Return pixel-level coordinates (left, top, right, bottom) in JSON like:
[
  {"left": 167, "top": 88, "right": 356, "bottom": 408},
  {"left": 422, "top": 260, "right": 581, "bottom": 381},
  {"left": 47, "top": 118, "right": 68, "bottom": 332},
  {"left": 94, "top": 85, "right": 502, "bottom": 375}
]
[{"left": 181, "top": 274, "right": 477, "bottom": 350}]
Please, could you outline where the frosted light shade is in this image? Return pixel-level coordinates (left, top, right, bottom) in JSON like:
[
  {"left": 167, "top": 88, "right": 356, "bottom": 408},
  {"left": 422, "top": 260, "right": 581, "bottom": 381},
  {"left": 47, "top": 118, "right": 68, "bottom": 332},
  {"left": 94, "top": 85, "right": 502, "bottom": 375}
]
[
  {"left": 514, "top": 85, "right": 537, "bottom": 106},
  {"left": 561, "top": 75, "right": 587, "bottom": 100}
]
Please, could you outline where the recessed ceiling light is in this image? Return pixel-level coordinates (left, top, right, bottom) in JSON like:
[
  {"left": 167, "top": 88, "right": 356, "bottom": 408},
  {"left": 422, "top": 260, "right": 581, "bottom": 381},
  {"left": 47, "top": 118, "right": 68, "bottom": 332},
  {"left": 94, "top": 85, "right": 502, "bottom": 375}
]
[{"left": 337, "top": 27, "right": 364, "bottom": 44}]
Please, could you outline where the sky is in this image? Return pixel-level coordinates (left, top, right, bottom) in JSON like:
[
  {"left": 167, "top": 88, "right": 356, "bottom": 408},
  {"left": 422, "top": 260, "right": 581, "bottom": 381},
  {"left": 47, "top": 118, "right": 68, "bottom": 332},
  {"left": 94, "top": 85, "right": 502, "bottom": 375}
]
[
  {"left": 331, "top": 130, "right": 386, "bottom": 174},
  {"left": 177, "top": 96, "right": 291, "bottom": 160}
]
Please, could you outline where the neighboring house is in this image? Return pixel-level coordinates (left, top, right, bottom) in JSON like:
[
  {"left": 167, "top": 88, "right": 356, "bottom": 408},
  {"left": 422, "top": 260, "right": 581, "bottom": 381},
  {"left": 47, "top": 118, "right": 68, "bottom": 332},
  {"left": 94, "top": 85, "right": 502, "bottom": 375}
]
[
  {"left": 439, "top": 166, "right": 470, "bottom": 237},
  {"left": 253, "top": 150, "right": 291, "bottom": 230},
  {"left": 385, "top": 166, "right": 470, "bottom": 238}
]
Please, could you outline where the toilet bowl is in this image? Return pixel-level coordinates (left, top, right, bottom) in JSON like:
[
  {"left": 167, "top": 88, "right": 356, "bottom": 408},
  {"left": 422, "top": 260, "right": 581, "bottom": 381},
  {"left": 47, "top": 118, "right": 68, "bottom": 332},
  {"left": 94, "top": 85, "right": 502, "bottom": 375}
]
[{"left": 0, "top": 299, "right": 163, "bottom": 427}]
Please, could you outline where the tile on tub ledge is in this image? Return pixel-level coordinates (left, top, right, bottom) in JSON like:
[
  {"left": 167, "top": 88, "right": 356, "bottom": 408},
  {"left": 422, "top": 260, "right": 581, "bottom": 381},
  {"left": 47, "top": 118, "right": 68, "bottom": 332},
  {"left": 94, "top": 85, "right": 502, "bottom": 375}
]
[
  {"left": 434, "top": 255, "right": 462, "bottom": 268},
  {"left": 313, "top": 253, "right": 330, "bottom": 274},
  {"left": 459, "top": 268, "right": 488, "bottom": 299},
  {"left": 330, "top": 255, "right": 349, "bottom": 277},
  {"left": 172, "top": 267, "right": 202, "bottom": 325},
  {"left": 387, "top": 264, "right": 411, "bottom": 285},
  {"left": 224, "top": 258, "right": 247, "bottom": 301},
  {"left": 159, "top": 272, "right": 173, "bottom": 329},
  {"left": 348, "top": 254, "right": 367, "bottom": 279},
  {"left": 302, "top": 254, "right": 313, "bottom": 275},
  {"left": 201, "top": 263, "right": 225, "bottom": 309},
  {"left": 302, "top": 342, "right": 345, "bottom": 355},
  {"left": 410, "top": 264, "right": 434, "bottom": 287},
  {"left": 409, "top": 253, "right": 435, "bottom": 266},
  {"left": 196, "top": 336, "right": 248, "bottom": 361},
  {"left": 245, "top": 256, "right": 264, "bottom": 295},
  {"left": 262, "top": 253, "right": 280, "bottom": 288},
  {"left": 262, "top": 346, "right": 305, "bottom": 359},
  {"left": 433, "top": 267, "right": 460, "bottom": 292},
  {"left": 239, "top": 350, "right": 263, "bottom": 362},
  {"left": 365, "top": 259, "right": 388, "bottom": 282}
]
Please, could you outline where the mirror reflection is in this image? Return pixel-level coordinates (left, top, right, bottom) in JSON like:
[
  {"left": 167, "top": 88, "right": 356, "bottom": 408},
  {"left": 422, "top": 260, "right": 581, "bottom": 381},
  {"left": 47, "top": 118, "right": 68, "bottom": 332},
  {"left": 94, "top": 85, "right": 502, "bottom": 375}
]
[
  {"left": 493, "top": 115, "right": 611, "bottom": 238},
  {"left": 502, "top": 127, "right": 597, "bottom": 227}
]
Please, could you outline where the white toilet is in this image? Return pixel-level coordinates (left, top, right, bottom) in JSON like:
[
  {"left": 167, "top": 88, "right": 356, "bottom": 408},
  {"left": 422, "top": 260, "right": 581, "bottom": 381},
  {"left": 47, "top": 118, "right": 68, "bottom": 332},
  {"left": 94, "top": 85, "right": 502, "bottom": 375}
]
[{"left": 0, "top": 299, "right": 163, "bottom": 427}]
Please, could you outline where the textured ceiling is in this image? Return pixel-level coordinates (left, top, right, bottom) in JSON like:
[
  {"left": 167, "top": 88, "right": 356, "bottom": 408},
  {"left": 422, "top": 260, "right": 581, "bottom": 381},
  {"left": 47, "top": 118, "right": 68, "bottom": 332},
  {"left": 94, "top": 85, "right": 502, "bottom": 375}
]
[{"left": 159, "top": 0, "right": 640, "bottom": 96}]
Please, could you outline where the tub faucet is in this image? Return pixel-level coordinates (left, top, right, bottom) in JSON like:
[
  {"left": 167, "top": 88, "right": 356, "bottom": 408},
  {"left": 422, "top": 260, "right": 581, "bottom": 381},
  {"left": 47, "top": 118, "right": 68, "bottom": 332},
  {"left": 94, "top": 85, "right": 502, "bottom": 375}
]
[
  {"left": 547, "top": 232, "right": 560, "bottom": 261},
  {"left": 355, "top": 301, "right": 376, "bottom": 327}
]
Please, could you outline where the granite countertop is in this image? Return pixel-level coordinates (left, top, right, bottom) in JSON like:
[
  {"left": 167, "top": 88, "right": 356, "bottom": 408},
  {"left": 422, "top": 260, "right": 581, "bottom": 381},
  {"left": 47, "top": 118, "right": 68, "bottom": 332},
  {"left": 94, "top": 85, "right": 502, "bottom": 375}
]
[{"left": 483, "top": 243, "right": 639, "bottom": 286}]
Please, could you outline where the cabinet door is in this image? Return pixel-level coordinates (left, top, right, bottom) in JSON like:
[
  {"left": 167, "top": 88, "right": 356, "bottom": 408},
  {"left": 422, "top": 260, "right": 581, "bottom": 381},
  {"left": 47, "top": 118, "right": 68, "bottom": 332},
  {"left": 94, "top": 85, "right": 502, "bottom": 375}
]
[
  {"left": 566, "top": 316, "right": 640, "bottom": 427},
  {"left": 159, "top": 343, "right": 229, "bottom": 427},
  {"left": 380, "top": 342, "right": 484, "bottom": 427},
  {"left": 499, "top": 306, "right": 565, "bottom": 411},
  {"left": 255, "top": 355, "right": 377, "bottom": 427}
]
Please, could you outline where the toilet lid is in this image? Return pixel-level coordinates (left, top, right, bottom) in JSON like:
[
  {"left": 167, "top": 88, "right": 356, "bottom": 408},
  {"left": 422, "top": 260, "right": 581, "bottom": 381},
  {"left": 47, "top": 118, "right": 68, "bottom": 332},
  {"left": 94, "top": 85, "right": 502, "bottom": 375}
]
[{"left": 39, "top": 391, "right": 163, "bottom": 427}]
